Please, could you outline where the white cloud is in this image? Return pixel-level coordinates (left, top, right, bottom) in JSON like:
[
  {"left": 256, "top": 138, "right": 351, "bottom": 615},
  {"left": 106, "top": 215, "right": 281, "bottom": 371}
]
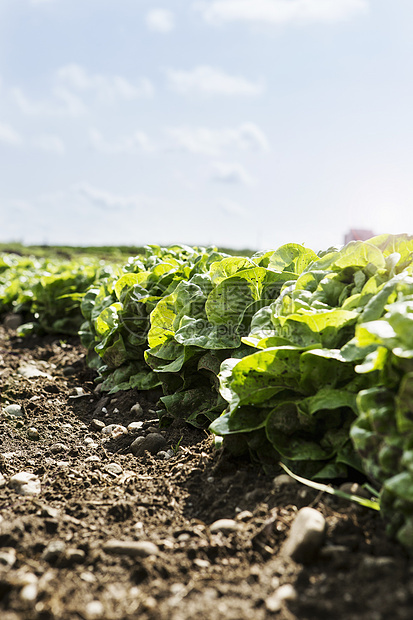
[
  {"left": 195, "top": 0, "right": 369, "bottom": 25},
  {"left": 166, "top": 65, "right": 264, "bottom": 96},
  {"left": 12, "top": 86, "right": 86, "bottom": 117},
  {"left": 75, "top": 183, "right": 147, "bottom": 211},
  {"left": 32, "top": 134, "right": 66, "bottom": 154},
  {"left": 146, "top": 9, "right": 175, "bottom": 33},
  {"left": 0, "top": 122, "right": 23, "bottom": 147},
  {"left": 89, "top": 128, "right": 153, "bottom": 154},
  {"left": 56, "top": 64, "right": 154, "bottom": 103},
  {"left": 12, "top": 64, "right": 153, "bottom": 117},
  {"left": 166, "top": 122, "right": 270, "bottom": 156},
  {"left": 210, "top": 161, "right": 254, "bottom": 185}
]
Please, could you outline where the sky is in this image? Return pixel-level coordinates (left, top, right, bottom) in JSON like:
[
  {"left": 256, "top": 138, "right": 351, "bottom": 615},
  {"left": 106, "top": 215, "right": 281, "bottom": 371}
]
[{"left": 0, "top": 0, "right": 412, "bottom": 252}]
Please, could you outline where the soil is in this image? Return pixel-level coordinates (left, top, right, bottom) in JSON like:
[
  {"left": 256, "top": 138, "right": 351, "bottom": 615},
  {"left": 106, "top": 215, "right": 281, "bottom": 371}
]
[{"left": 1, "top": 323, "right": 413, "bottom": 620}]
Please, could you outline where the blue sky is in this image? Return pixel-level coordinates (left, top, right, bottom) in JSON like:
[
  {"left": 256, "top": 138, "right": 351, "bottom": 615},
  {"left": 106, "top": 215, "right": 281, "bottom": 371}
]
[{"left": 0, "top": 0, "right": 412, "bottom": 251}]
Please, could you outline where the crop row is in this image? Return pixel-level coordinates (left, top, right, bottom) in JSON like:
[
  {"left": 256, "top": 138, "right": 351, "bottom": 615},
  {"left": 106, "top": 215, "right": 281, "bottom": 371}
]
[{"left": 2, "top": 237, "right": 413, "bottom": 549}]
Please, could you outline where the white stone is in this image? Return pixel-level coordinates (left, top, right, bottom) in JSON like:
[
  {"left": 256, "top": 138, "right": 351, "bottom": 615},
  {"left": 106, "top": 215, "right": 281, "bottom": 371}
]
[
  {"left": 85, "top": 600, "right": 105, "bottom": 619},
  {"left": 210, "top": 519, "right": 240, "bottom": 534},
  {"left": 282, "top": 507, "right": 326, "bottom": 563},
  {"left": 9, "top": 472, "right": 41, "bottom": 496},
  {"left": 4, "top": 404, "right": 24, "bottom": 417},
  {"left": 102, "top": 540, "right": 159, "bottom": 557}
]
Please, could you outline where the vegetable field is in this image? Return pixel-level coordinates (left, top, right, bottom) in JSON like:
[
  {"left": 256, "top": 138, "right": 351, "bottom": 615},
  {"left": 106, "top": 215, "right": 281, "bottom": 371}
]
[{"left": 1, "top": 237, "right": 413, "bottom": 619}]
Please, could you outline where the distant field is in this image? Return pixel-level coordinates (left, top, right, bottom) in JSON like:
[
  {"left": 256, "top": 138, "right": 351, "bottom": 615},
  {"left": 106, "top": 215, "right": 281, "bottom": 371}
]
[{"left": 0, "top": 242, "right": 255, "bottom": 260}]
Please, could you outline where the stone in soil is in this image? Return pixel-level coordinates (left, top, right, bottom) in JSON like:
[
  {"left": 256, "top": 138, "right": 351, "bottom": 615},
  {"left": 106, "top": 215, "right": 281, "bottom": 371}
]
[
  {"left": 102, "top": 540, "right": 159, "bottom": 557},
  {"left": 282, "top": 506, "right": 326, "bottom": 564},
  {"left": 130, "top": 432, "right": 166, "bottom": 456},
  {"left": 9, "top": 472, "right": 41, "bottom": 496}
]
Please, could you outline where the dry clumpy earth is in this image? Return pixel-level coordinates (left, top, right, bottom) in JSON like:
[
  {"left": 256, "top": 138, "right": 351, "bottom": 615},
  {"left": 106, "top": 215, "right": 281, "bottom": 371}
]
[{"left": 0, "top": 322, "right": 413, "bottom": 620}]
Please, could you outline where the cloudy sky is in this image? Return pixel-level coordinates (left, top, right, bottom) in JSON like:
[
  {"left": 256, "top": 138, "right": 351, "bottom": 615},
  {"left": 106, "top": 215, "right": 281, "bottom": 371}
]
[{"left": 0, "top": 0, "right": 412, "bottom": 251}]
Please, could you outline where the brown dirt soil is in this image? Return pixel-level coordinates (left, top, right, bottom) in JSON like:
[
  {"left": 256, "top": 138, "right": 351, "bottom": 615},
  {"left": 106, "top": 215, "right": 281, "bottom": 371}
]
[{"left": 1, "top": 324, "right": 413, "bottom": 620}]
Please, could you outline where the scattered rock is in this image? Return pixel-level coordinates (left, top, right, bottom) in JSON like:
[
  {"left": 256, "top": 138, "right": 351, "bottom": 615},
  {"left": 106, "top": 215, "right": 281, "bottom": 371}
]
[
  {"left": 20, "top": 583, "right": 38, "bottom": 602},
  {"left": 3, "top": 404, "right": 24, "bottom": 418},
  {"left": 102, "top": 540, "right": 159, "bottom": 557},
  {"left": 9, "top": 471, "right": 41, "bottom": 496},
  {"left": 64, "top": 548, "right": 86, "bottom": 565},
  {"left": 27, "top": 427, "right": 40, "bottom": 440},
  {"left": 18, "top": 364, "right": 52, "bottom": 379},
  {"left": 127, "top": 421, "right": 144, "bottom": 432},
  {"left": 130, "top": 433, "right": 166, "bottom": 457},
  {"left": 85, "top": 455, "right": 101, "bottom": 464},
  {"left": 236, "top": 510, "right": 253, "bottom": 522},
  {"left": 42, "top": 540, "right": 66, "bottom": 563},
  {"left": 0, "top": 473, "right": 6, "bottom": 487},
  {"left": 210, "top": 519, "right": 240, "bottom": 534},
  {"left": 71, "top": 387, "right": 86, "bottom": 396},
  {"left": 130, "top": 403, "right": 143, "bottom": 417},
  {"left": 282, "top": 507, "right": 326, "bottom": 564},
  {"left": 50, "top": 442, "right": 69, "bottom": 454},
  {"left": 0, "top": 548, "right": 17, "bottom": 568},
  {"left": 91, "top": 419, "right": 105, "bottom": 430},
  {"left": 266, "top": 584, "right": 297, "bottom": 613},
  {"left": 3, "top": 313, "right": 23, "bottom": 330},
  {"left": 104, "top": 462, "right": 123, "bottom": 477},
  {"left": 62, "top": 365, "right": 76, "bottom": 377},
  {"left": 147, "top": 425, "right": 160, "bottom": 433},
  {"left": 39, "top": 505, "right": 59, "bottom": 519},
  {"left": 273, "top": 474, "right": 298, "bottom": 489},
  {"left": 85, "top": 600, "right": 105, "bottom": 619},
  {"left": 101, "top": 424, "right": 128, "bottom": 438},
  {"left": 156, "top": 450, "right": 172, "bottom": 460}
]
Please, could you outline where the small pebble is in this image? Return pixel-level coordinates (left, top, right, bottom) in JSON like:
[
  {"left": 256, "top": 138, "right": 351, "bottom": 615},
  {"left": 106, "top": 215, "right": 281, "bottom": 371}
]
[
  {"left": 102, "top": 540, "right": 159, "bottom": 557},
  {"left": 113, "top": 407, "right": 119, "bottom": 414},
  {"left": 85, "top": 600, "right": 105, "bottom": 619},
  {"left": 273, "top": 474, "right": 298, "bottom": 488},
  {"left": 85, "top": 455, "right": 101, "bottom": 463},
  {"left": 0, "top": 473, "right": 6, "bottom": 487},
  {"left": 130, "top": 403, "right": 143, "bottom": 417},
  {"left": 27, "top": 427, "right": 40, "bottom": 440},
  {"left": 40, "top": 505, "right": 59, "bottom": 519},
  {"left": 0, "top": 548, "right": 16, "bottom": 568},
  {"left": 104, "top": 463, "right": 123, "bottom": 476},
  {"left": 193, "top": 558, "right": 210, "bottom": 569},
  {"left": 210, "top": 519, "right": 240, "bottom": 534},
  {"left": 18, "top": 364, "right": 51, "bottom": 379},
  {"left": 282, "top": 507, "right": 326, "bottom": 564},
  {"left": 147, "top": 425, "right": 159, "bottom": 433},
  {"left": 101, "top": 424, "right": 128, "bottom": 438},
  {"left": 236, "top": 510, "right": 253, "bottom": 522},
  {"left": 42, "top": 540, "right": 66, "bottom": 562},
  {"left": 91, "top": 419, "right": 105, "bottom": 430},
  {"left": 9, "top": 472, "right": 41, "bottom": 496},
  {"left": 156, "top": 451, "right": 169, "bottom": 460},
  {"left": 20, "top": 583, "right": 38, "bottom": 602},
  {"left": 3, "top": 313, "right": 23, "bottom": 330},
  {"left": 127, "top": 421, "right": 144, "bottom": 432},
  {"left": 101, "top": 407, "right": 108, "bottom": 414},
  {"left": 63, "top": 366, "right": 76, "bottom": 377},
  {"left": 130, "top": 433, "right": 166, "bottom": 457},
  {"left": 265, "top": 584, "right": 297, "bottom": 613},
  {"left": 65, "top": 548, "right": 86, "bottom": 565},
  {"left": 4, "top": 404, "right": 24, "bottom": 417},
  {"left": 50, "top": 443, "right": 69, "bottom": 454},
  {"left": 71, "top": 387, "right": 86, "bottom": 397}
]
